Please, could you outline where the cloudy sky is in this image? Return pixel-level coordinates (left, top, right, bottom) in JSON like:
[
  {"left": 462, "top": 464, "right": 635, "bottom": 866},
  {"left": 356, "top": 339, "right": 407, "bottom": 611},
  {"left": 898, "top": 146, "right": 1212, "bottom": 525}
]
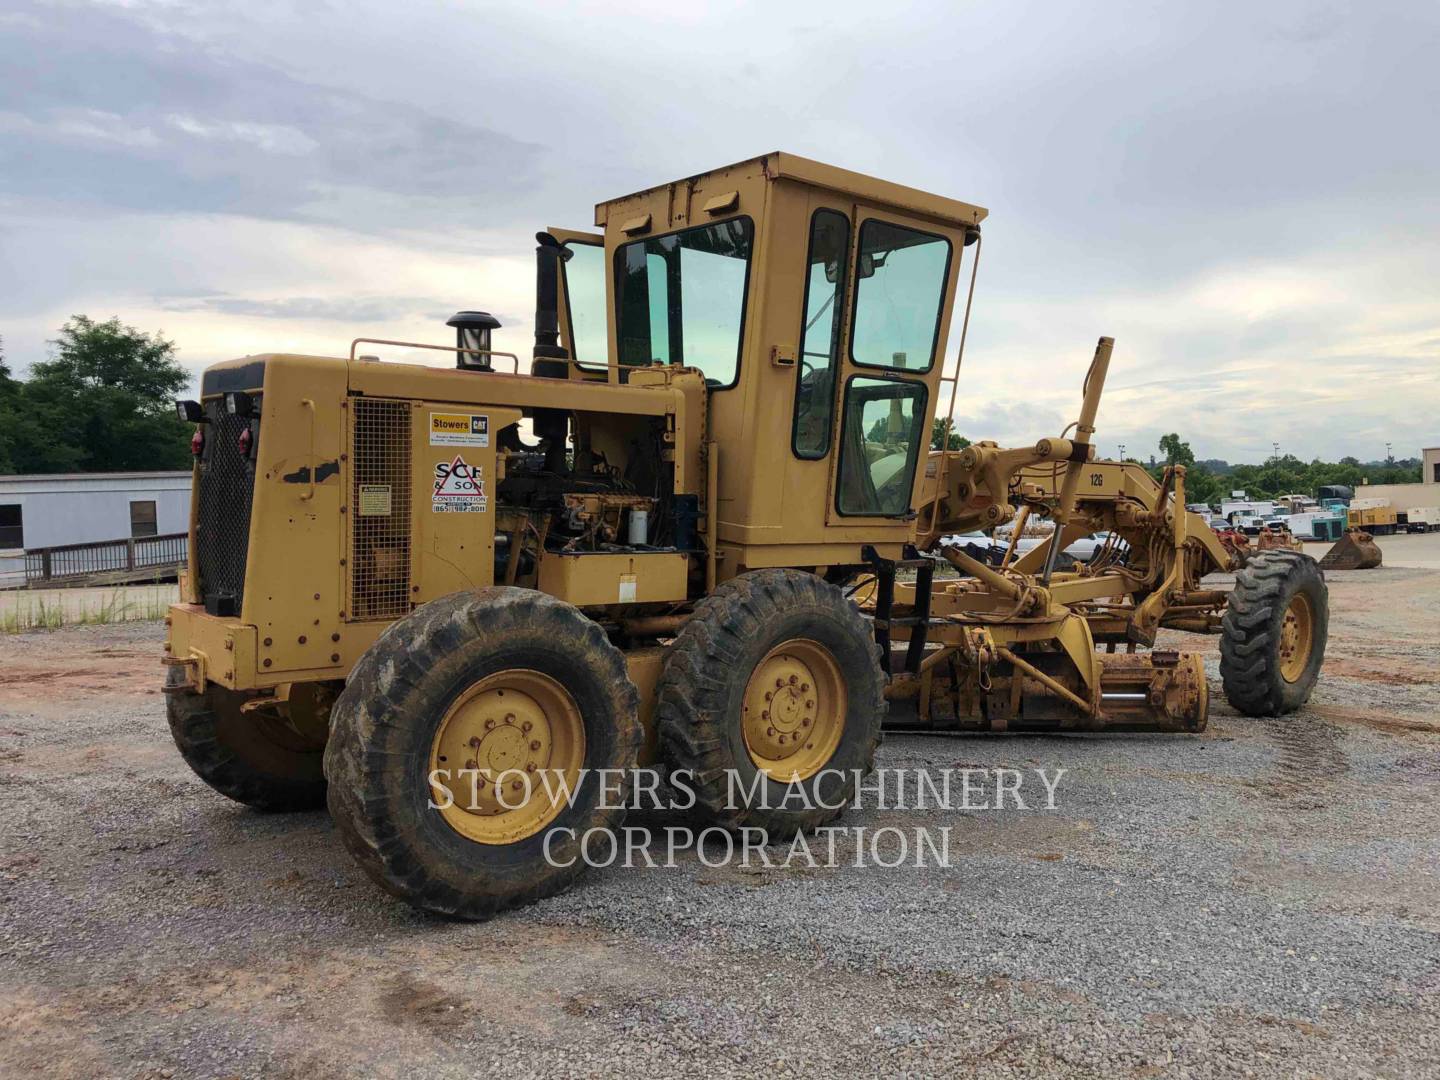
[{"left": 2, "top": 0, "right": 1436, "bottom": 462}]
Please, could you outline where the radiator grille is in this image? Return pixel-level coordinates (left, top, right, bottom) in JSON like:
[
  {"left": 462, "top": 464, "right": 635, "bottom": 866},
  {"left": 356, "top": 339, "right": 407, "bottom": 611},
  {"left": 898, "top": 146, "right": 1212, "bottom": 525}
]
[
  {"left": 350, "top": 398, "right": 413, "bottom": 620},
  {"left": 196, "top": 399, "right": 257, "bottom": 616}
]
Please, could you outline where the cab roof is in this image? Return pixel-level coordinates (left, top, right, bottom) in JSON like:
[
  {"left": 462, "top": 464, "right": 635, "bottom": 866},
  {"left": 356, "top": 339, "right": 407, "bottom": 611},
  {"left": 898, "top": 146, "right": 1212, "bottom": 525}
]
[{"left": 595, "top": 151, "right": 988, "bottom": 230}]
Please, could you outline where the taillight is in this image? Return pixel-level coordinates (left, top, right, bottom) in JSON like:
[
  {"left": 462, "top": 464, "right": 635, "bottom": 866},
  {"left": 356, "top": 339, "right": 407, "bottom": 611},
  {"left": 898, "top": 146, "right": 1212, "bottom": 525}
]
[
  {"left": 191, "top": 429, "right": 205, "bottom": 457},
  {"left": 238, "top": 426, "right": 253, "bottom": 457}
]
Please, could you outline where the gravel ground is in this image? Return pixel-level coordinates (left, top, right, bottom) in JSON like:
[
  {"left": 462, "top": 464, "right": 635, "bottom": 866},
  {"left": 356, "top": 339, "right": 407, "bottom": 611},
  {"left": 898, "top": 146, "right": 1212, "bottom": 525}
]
[{"left": 2, "top": 561, "right": 1439, "bottom": 1078}]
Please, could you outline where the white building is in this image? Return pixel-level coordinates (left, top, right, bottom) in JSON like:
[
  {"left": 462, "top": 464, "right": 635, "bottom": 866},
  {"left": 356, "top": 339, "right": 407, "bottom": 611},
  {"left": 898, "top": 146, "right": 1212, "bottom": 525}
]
[{"left": 0, "top": 471, "right": 191, "bottom": 585}]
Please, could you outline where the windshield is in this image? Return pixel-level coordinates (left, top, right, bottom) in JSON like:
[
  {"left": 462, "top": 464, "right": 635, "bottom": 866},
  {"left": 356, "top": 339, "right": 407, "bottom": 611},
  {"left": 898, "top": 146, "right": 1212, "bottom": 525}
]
[{"left": 613, "top": 217, "right": 754, "bottom": 387}]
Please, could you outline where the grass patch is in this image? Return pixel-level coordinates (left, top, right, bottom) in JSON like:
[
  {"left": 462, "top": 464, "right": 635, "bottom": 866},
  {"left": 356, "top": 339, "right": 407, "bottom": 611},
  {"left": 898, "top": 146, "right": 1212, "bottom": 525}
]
[{"left": 0, "top": 589, "right": 173, "bottom": 633}]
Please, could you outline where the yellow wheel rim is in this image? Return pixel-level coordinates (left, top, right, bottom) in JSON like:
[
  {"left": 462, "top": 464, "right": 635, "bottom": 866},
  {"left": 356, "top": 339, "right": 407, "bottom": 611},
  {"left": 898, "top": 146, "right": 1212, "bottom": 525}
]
[
  {"left": 1278, "top": 593, "right": 1315, "bottom": 683},
  {"left": 741, "top": 638, "right": 847, "bottom": 783},
  {"left": 428, "top": 670, "right": 585, "bottom": 846}
]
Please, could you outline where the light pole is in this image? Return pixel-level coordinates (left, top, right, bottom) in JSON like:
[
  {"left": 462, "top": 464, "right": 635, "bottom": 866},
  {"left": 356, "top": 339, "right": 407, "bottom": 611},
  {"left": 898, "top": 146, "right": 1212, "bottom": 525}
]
[
  {"left": 1272, "top": 442, "right": 1280, "bottom": 464},
  {"left": 1118, "top": 443, "right": 1126, "bottom": 462},
  {"left": 1386, "top": 441, "right": 1393, "bottom": 464}
]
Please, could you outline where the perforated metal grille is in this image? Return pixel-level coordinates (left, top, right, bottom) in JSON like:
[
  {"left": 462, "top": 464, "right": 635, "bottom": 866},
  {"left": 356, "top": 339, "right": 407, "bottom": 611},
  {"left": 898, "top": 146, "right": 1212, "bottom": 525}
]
[
  {"left": 196, "top": 399, "right": 257, "bottom": 616},
  {"left": 350, "top": 397, "right": 413, "bottom": 620}
]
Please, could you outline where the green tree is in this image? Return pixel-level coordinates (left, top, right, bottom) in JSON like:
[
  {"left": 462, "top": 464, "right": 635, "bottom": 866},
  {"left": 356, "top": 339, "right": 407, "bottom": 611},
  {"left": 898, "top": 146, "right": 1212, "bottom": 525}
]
[
  {"left": 1158, "top": 433, "right": 1195, "bottom": 469},
  {"left": 19, "top": 316, "right": 192, "bottom": 472},
  {"left": 931, "top": 417, "right": 971, "bottom": 451},
  {"left": 0, "top": 337, "right": 17, "bottom": 473}
]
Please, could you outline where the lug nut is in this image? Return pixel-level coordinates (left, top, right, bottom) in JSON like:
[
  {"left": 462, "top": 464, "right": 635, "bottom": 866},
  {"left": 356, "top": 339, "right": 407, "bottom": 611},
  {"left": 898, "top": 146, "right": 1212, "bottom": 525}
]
[
  {"left": 469, "top": 737, "right": 481, "bottom": 748},
  {"left": 530, "top": 740, "right": 541, "bottom": 751},
  {"left": 775, "top": 678, "right": 784, "bottom": 688},
  {"left": 767, "top": 727, "right": 777, "bottom": 737},
  {"left": 485, "top": 719, "right": 496, "bottom": 730},
  {"left": 789, "top": 674, "right": 798, "bottom": 685},
  {"left": 521, "top": 721, "right": 533, "bottom": 733},
  {"left": 801, "top": 683, "right": 810, "bottom": 692},
  {"left": 505, "top": 713, "right": 516, "bottom": 724}
]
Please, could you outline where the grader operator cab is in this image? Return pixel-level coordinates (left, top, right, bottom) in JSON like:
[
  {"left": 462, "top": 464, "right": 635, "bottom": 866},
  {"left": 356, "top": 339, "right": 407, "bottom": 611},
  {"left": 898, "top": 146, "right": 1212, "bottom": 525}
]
[{"left": 164, "top": 153, "right": 1329, "bottom": 918}]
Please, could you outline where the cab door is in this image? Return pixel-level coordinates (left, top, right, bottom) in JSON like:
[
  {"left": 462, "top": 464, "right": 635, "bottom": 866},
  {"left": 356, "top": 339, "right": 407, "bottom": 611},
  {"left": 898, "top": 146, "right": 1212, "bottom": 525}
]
[
  {"left": 824, "top": 206, "right": 961, "bottom": 528},
  {"left": 547, "top": 226, "right": 607, "bottom": 380}
]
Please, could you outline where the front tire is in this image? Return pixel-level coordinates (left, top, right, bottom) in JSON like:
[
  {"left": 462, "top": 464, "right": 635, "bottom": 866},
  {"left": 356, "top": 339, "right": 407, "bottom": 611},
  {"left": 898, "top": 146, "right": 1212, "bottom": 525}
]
[
  {"left": 655, "top": 569, "right": 885, "bottom": 836},
  {"left": 1220, "top": 551, "right": 1328, "bottom": 716},
  {"left": 324, "top": 588, "right": 641, "bottom": 920}
]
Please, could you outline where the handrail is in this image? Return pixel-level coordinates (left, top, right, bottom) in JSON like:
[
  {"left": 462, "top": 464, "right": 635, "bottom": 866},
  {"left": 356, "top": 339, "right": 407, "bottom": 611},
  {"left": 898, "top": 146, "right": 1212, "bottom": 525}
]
[
  {"left": 349, "top": 338, "right": 521, "bottom": 373},
  {"left": 349, "top": 337, "right": 644, "bottom": 379},
  {"left": 22, "top": 532, "right": 187, "bottom": 585},
  {"left": 22, "top": 531, "right": 187, "bottom": 557}
]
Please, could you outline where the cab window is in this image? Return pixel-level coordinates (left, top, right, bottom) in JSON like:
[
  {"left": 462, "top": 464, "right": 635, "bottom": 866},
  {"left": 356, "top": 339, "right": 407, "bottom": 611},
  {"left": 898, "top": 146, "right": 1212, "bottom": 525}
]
[
  {"left": 850, "top": 219, "right": 951, "bottom": 373},
  {"left": 835, "top": 376, "right": 927, "bottom": 516},
  {"left": 561, "top": 240, "right": 607, "bottom": 367},
  {"left": 614, "top": 217, "right": 753, "bottom": 387},
  {"left": 792, "top": 209, "right": 849, "bottom": 459}
]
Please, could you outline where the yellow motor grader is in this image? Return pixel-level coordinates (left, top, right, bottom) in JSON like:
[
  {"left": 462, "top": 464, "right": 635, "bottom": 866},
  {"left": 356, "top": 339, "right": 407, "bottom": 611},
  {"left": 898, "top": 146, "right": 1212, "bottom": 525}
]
[{"left": 164, "top": 153, "right": 1328, "bottom": 918}]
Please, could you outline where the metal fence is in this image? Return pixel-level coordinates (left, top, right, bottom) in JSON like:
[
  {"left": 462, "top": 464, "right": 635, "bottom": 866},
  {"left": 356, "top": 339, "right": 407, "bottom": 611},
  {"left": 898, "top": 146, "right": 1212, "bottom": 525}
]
[{"left": 23, "top": 532, "right": 188, "bottom": 586}]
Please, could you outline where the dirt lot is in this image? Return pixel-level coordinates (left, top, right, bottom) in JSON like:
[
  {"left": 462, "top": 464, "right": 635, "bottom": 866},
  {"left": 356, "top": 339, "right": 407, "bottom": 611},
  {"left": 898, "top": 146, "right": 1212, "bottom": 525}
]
[{"left": 3, "top": 545, "right": 1440, "bottom": 1077}]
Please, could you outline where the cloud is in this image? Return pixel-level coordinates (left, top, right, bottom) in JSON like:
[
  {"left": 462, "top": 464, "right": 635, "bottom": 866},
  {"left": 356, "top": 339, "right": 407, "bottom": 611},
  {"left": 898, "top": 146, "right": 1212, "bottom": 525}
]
[
  {"left": 1, "top": 0, "right": 1437, "bottom": 464},
  {"left": 157, "top": 293, "right": 452, "bottom": 323},
  {"left": 0, "top": 1, "right": 542, "bottom": 225}
]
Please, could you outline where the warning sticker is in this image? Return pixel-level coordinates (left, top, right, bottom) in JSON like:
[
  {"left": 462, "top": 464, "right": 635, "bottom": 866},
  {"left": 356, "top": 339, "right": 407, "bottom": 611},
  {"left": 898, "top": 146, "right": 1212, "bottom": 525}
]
[
  {"left": 429, "top": 412, "right": 489, "bottom": 447},
  {"left": 358, "top": 484, "right": 392, "bottom": 516},
  {"left": 432, "top": 454, "right": 488, "bottom": 513}
]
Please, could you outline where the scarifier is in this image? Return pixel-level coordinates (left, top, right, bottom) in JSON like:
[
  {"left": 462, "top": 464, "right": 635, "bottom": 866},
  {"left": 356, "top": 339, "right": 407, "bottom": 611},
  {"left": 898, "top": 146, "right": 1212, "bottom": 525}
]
[{"left": 163, "top": 153, "right": 1330, "bottom": 918}]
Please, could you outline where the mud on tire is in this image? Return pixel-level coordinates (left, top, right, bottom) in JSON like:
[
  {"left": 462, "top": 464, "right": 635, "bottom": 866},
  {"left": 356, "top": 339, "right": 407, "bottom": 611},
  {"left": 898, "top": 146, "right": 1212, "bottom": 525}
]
[
  {"left": 165, "top": 666, "right": 327, "bottom": 812},
  {"left": 1220, "top": 550, "right": 1328, "bottom": 717},
  {"left": 324, "top": 588, "right": 641, "bottom": 920},
  {"left": 655, "top": 569, "right": 885, "bottom": 837}
]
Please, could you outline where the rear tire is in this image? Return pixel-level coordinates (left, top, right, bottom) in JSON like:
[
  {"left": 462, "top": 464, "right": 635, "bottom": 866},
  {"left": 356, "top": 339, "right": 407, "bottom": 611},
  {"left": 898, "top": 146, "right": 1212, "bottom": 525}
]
[
  {"left": 165, "top": 666, "right": 327, "bottom": 811},
  {"left": 1220, "top": 551, "right": 1328, "bottom": 716},
  {"left": 655, "top": 569, "right": 884, "bottom": 837},
  {"left": 324, "top": 588, "right": 641, "bottom": 920}
]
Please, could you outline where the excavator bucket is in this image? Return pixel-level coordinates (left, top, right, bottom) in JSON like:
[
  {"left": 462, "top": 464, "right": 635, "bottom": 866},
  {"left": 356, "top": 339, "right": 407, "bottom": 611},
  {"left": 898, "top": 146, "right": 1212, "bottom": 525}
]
[{"left": 1319, "top": 529, "right": 1383, "bottom": 570}]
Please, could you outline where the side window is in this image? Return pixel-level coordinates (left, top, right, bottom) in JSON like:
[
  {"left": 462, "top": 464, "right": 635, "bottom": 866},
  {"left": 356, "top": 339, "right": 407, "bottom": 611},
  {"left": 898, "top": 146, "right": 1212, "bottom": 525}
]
[
  {"left": 0, "top": 504, "right": 22, "bottom": 549},
  {"left": 791, "top": 209, "right": 850, "bottom": 459},
  {"left": 850, "top": 219, "right": 951, "bottom": 372},
  {"left": 836, "top": 377, "right": 927, "bottom": 516},
  {"left": 560, "top": 241, "right": 607, "bottom": 367},
  {"left": 130, "top": 500, "right": 158, "bottom": 538},
  {"left": 614, "top": 217, "right": 754, "bottom": 387}
]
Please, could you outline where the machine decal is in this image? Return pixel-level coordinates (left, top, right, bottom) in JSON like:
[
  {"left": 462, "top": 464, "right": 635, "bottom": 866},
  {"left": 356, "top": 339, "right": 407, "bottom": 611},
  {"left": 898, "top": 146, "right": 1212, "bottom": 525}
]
[
  {"left": 429, "top": 412, "right": 490, "bottom": 447},
  {"left": 432, "top": 454, "right": 488, "bottom": 513}
]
